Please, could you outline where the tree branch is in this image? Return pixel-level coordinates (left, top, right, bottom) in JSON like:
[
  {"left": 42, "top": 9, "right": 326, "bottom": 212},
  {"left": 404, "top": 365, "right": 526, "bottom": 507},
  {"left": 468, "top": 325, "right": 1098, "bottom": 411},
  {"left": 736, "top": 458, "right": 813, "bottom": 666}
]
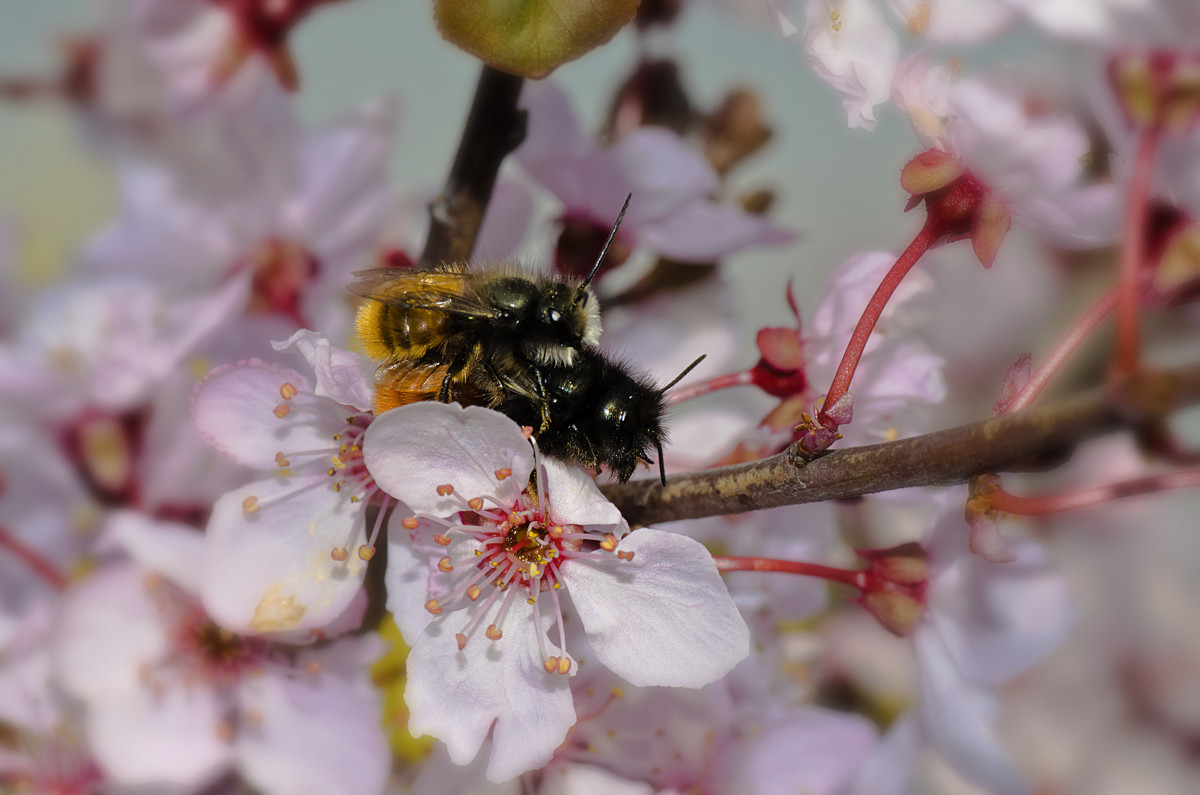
[
  {"left": 419, "top": 64, "right": 527, "bottom": 267},
  {"left": 603, "top": 364, "right": 1200, "bottom": 526}
]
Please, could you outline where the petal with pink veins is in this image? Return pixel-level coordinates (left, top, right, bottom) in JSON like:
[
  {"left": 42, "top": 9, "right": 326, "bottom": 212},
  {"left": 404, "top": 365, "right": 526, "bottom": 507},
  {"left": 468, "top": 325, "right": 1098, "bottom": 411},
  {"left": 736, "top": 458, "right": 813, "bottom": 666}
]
[
  {"left": 405, "top": 602, "right": 575, "bottom": 783},
  {"left": 565, "top": 527, "right": 750, "bottom": 688},
  {"left": 202, "top": 480, "right": 372, "bottom": 635},
  {"left": 192, "top": 360, "right": 328, "bottom": 469},
  {"left": 272, "top": 330, "right": 376, "bottom": 412},
  {"left": 364, "top": 403, "right": 534, "bottom": 515}
]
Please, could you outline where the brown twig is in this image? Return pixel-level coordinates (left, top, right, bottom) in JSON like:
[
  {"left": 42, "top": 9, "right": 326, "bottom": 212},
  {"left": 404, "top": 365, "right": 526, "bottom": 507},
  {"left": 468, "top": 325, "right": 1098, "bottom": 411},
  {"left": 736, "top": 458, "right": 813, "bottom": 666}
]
[
  {"left": 418, "top": 65, "right": 526, "bottom": 267},
  {"left": 603, "top": 364, "right": 1200, "bottom": 526}
]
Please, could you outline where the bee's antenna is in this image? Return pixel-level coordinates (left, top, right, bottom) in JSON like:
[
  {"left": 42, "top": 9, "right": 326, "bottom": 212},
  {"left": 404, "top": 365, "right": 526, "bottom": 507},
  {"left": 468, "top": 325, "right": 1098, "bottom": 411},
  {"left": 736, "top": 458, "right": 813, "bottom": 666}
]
[
  {"left": 655, "top": 440, "right": 667, "bottom": 487},
  {"left": 581, "top": 193, "right": 631, "bottom": 288},
  {"left": 661, "top": 354, "right": 707, "bottom": 392}
]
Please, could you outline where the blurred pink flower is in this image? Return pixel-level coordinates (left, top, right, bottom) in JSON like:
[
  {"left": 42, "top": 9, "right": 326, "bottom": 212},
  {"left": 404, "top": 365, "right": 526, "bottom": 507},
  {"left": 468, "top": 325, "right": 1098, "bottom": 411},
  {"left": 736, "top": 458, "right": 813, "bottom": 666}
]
[
  {"left": 0, "top": 603, "right": 103, "bottom": 794},
  {"left": 81, "top": 97, "right": 396, "bottom": 346},
  {"left": 363, "top": 402, "right": 749, "bottom": 782},
  {"left": 51, "top": 511, "right": 388, "bottom": 794},
  {"left": 193, "top": 331, "right": 389, "bottom": 635},
  {"left": 895, "top": 60, "right": 1121, "bottom": 248},
  {"left": 515, "top": 81, "right": 793, "bottom": 271},
  {"left": 911, "top": 492, "right": 1075, "bottom": 794}
]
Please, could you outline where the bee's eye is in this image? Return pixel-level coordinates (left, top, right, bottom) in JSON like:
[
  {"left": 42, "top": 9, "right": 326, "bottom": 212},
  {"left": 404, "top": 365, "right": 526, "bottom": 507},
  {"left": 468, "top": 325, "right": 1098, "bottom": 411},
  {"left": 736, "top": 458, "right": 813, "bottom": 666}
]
[{"left": 548, "top": 308, "right": 562, "bottom": 323}]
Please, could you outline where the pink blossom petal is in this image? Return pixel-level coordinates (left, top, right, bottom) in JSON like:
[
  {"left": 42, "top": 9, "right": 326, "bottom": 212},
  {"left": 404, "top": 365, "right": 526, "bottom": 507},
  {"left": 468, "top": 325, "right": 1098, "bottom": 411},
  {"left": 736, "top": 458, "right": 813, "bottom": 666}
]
[
  {"left": 566, "top": 527, "right": 750, "bottom": 688},
  {"left": 913, "top": 627, "right": 1030, "bottom": 795},
  {"left": 53, "top": 566, "right": 170, "bottom": 702},
  {"left": 272, "top": 330, "right": 375, "bottom": 412},
  {"left": 930, "top": 539, "right": 1075, "bottom": 686},
  {"left": 844, "top": 716, "right": 920, "bottom": 795},
  {"left": 108, "top": 510, "right": 207, "bottom": 598},
  {"left": 405, "top": 604, "right": 575, "bottom": 783},
  {"left": 192, "top": 360, "right": 329, "bottom": 469},
  {"left": 541, "top": 458, "right": 625, "bottom": 531},
  {"left": 235, "top": 668, "right": 388, "bottom": 795},
  {"left": 720, "top": 707, "right": 878, "bottom": 794},
  {"left": 516, "top": 81, "right": 592, "bottom": 178},
  {"left": 364, "top": 403, "right": 533, "bottom": 515},
  {"left": 593, "top": 129, "right": 719, "bottom": 223},
  {"left": 540, "top": 763, "right": 656, "bottom": 795},
  {"left": 85, "top": 677, "right": 232, "bottom": 788},
  {"left": 384, "top": 525, "right": 442, "bottom": 643},
  {"left": 202, "top": 481, "right": 371, "bottom": 635},
  {"left": 286, "top": 97, "right": 397, "bottom": 264},
  {"left": 637, "top": 200, "right": 795, "bottom": 262},
  {"left": 475, "top": 179, "right": 536, "bottom": 261}
]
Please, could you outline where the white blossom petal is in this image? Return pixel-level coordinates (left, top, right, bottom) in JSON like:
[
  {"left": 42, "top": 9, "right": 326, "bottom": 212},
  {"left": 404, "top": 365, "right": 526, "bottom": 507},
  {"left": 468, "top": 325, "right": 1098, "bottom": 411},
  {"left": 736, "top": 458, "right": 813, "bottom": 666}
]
[
  {"left": 566, "top": 527, "right": 750, "bottom": 688},
  {"left": 203, "top": 480, "right": 371, "bottom": 635},
  {"left": 364, "top": 403, "right": 533, "bottom": 515},
  {"left": 405, "top": 603, "right": 575, "bottom": 783},
  {"left": 802, "top": 0, "right": 900, "bottom": 130},
  {"left": 272, "top": 330, "right": 376, "bottom": 412},
  {"left": 235, "top": 668, "right": 388, "bottom": 795}
]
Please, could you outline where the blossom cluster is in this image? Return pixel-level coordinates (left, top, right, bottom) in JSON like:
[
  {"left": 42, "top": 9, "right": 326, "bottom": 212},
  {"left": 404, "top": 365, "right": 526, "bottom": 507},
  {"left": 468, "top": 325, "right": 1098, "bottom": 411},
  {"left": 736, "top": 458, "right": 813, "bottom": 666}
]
[{"left": 1, "top": 2, "right": 1198, "bottom": 794}]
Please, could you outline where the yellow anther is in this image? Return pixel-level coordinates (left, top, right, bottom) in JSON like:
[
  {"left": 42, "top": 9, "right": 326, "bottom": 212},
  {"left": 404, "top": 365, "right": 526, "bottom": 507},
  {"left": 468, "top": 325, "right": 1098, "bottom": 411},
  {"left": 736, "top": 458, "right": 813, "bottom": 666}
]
[
  {"left": 557, "top": 657, "right": 571, "bottom": 675},
  {"left": 242, "top": 496, "right": 260, "bottom": 513},
  {"left": 434, "top": 534, "right": 452, "bottom": 546},
  {"left": 279, "top": 382, "right": 298, "bottom": 400},
  {"left": 601, "top": 533, "right": 619, "bottom": 552},
  {"left": 330, "top": 547, "right": 349, "bottom": 561},
  {"left": 401, "top": 517, "right": 420, "bottom": 530},
  {"left": 468, "top": 497, "right": 484, "bottom": 511},
  {"left": 273, "top": 404, "right": 290, "bottom": 418},
  {"left": 330, "top": 455, "right": 346, "bottom": 470},
  {"left": 495, "top": 468, "right": 512, "bottom": 480},
  {"left": 274, "top": 452, "right": 290, "bottom": 467},
  {"left": 437, "top": 556, "right": 453, "bottom": 572},
  {"left": 305, "top": 661, "right": 323, "bottom": 675},
  {"left": 436, "top": 484, "right": 454, "bottom": 496},
  {"left": 424, "top": 599, "right": 443, "bottom": 615},
  {"left": 456, "top": 633, "right": 467, "bottom": 651},
  {"left": 467, "top": 585, "right": 482, "bottom": 601},
  {"left": 485, "top": 624, "right": 502, "bottom": 641},
  {"left": 357, "top": 545, "right": 375, "bottom": 561}
]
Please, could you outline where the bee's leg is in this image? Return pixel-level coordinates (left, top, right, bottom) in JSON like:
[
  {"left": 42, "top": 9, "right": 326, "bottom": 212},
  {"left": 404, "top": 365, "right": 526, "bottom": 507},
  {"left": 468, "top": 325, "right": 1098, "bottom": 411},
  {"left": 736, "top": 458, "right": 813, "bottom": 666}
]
[
  {"left": 440, "top": 349, "right": 472, "bottom": 403},
  {"left": 534, "top": 369, "right": 552, "bottom": 434}
]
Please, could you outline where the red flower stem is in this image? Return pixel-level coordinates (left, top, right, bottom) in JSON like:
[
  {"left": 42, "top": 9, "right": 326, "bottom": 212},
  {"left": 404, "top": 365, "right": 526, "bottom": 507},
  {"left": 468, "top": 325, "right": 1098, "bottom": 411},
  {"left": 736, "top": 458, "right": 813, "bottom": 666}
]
[
  {"left": 822, "top": 223, "right": 939, "bottom": 416},
  {"left": 667, "top": 370, "right": 754, "bottom": 404},
  {"left": 713, "top": 555, "right": 865, "bottom": 589},
  {"left": 989, "top": 468, "right": 1200, "bottom": 516},
  {"left": 0, "top": 524, "right": 69, "bottom": 591},
  {"left": 1113, "top": 126, "right": 1161, "bottom": 377},
  {"left": 1007, "top": 287, "right": 1119, "bottom": 413}
]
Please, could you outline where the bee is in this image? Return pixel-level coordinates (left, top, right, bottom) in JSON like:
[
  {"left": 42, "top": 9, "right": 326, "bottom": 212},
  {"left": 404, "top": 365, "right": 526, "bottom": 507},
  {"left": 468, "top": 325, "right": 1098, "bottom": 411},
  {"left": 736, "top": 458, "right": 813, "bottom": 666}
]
[
  {"left": 350, "top": 195, "right": 630, "bottom": 419},
  {"left": 494, "top": 348, "right": 705, "bottom": 484}
]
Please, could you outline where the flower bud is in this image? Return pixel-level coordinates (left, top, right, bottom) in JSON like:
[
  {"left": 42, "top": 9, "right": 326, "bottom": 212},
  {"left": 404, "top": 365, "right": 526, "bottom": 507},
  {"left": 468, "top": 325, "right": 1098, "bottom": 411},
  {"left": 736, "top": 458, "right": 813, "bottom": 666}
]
[{"left": 854, "top": 542, "right": 929, "bottom": 637}]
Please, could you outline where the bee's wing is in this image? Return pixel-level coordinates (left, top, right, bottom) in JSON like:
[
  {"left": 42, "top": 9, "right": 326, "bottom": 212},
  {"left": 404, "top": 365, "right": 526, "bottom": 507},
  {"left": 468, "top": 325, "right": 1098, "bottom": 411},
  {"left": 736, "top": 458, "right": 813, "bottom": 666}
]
[
  {"left": 348, "top": 267, "right": 498, "bottom": 319},
  {"left": 371, "top": 357, "right": 451, "bottom": 413}
]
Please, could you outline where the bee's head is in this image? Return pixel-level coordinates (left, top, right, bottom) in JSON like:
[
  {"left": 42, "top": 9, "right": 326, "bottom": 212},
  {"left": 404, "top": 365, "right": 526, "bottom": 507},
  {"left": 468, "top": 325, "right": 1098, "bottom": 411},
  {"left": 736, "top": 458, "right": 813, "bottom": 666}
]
[
  {"left": 529, "top": 282, "right": 602, "bottom": 364},
  {"left": 593, "top": 371, "right": 666, "bottom": 484}
]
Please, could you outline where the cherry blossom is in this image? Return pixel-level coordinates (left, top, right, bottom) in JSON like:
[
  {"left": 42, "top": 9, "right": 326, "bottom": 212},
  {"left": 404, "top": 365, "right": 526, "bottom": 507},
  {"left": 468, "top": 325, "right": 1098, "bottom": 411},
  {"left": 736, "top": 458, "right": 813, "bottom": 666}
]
[
  {"left": 801, "top": 0, "right": 899, "bottom": 130},
  {"left": 515, "top": 80, "right": 793, "bottom": 273},
  {"left": 364, "top": 402, "right": 750, "bottom": 782},
  {"left": 193, "top": 331, "right": 390, "bottom": 635},
  {"left": 895, "top": 61, "right": 1121, "bottom": 249},
  {"left": 0, "top": 603, "right": 104, "bottom": 793},
  {"left": 910, "top": 492, "right": 1075, "bottom": 794},
  {"left": 50, "top": 511, "right": 388, "bottom": 793},
  {"left": 81, "top": 96, "right": 396, "bottom": 347}
]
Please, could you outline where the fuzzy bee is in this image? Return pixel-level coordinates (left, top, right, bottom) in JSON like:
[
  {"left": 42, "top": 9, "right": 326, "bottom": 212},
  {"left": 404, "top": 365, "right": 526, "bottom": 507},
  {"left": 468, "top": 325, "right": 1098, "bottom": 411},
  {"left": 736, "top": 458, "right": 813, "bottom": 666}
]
[{"left": 350, "top": 197, "right": 628, "bottom": 421}]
